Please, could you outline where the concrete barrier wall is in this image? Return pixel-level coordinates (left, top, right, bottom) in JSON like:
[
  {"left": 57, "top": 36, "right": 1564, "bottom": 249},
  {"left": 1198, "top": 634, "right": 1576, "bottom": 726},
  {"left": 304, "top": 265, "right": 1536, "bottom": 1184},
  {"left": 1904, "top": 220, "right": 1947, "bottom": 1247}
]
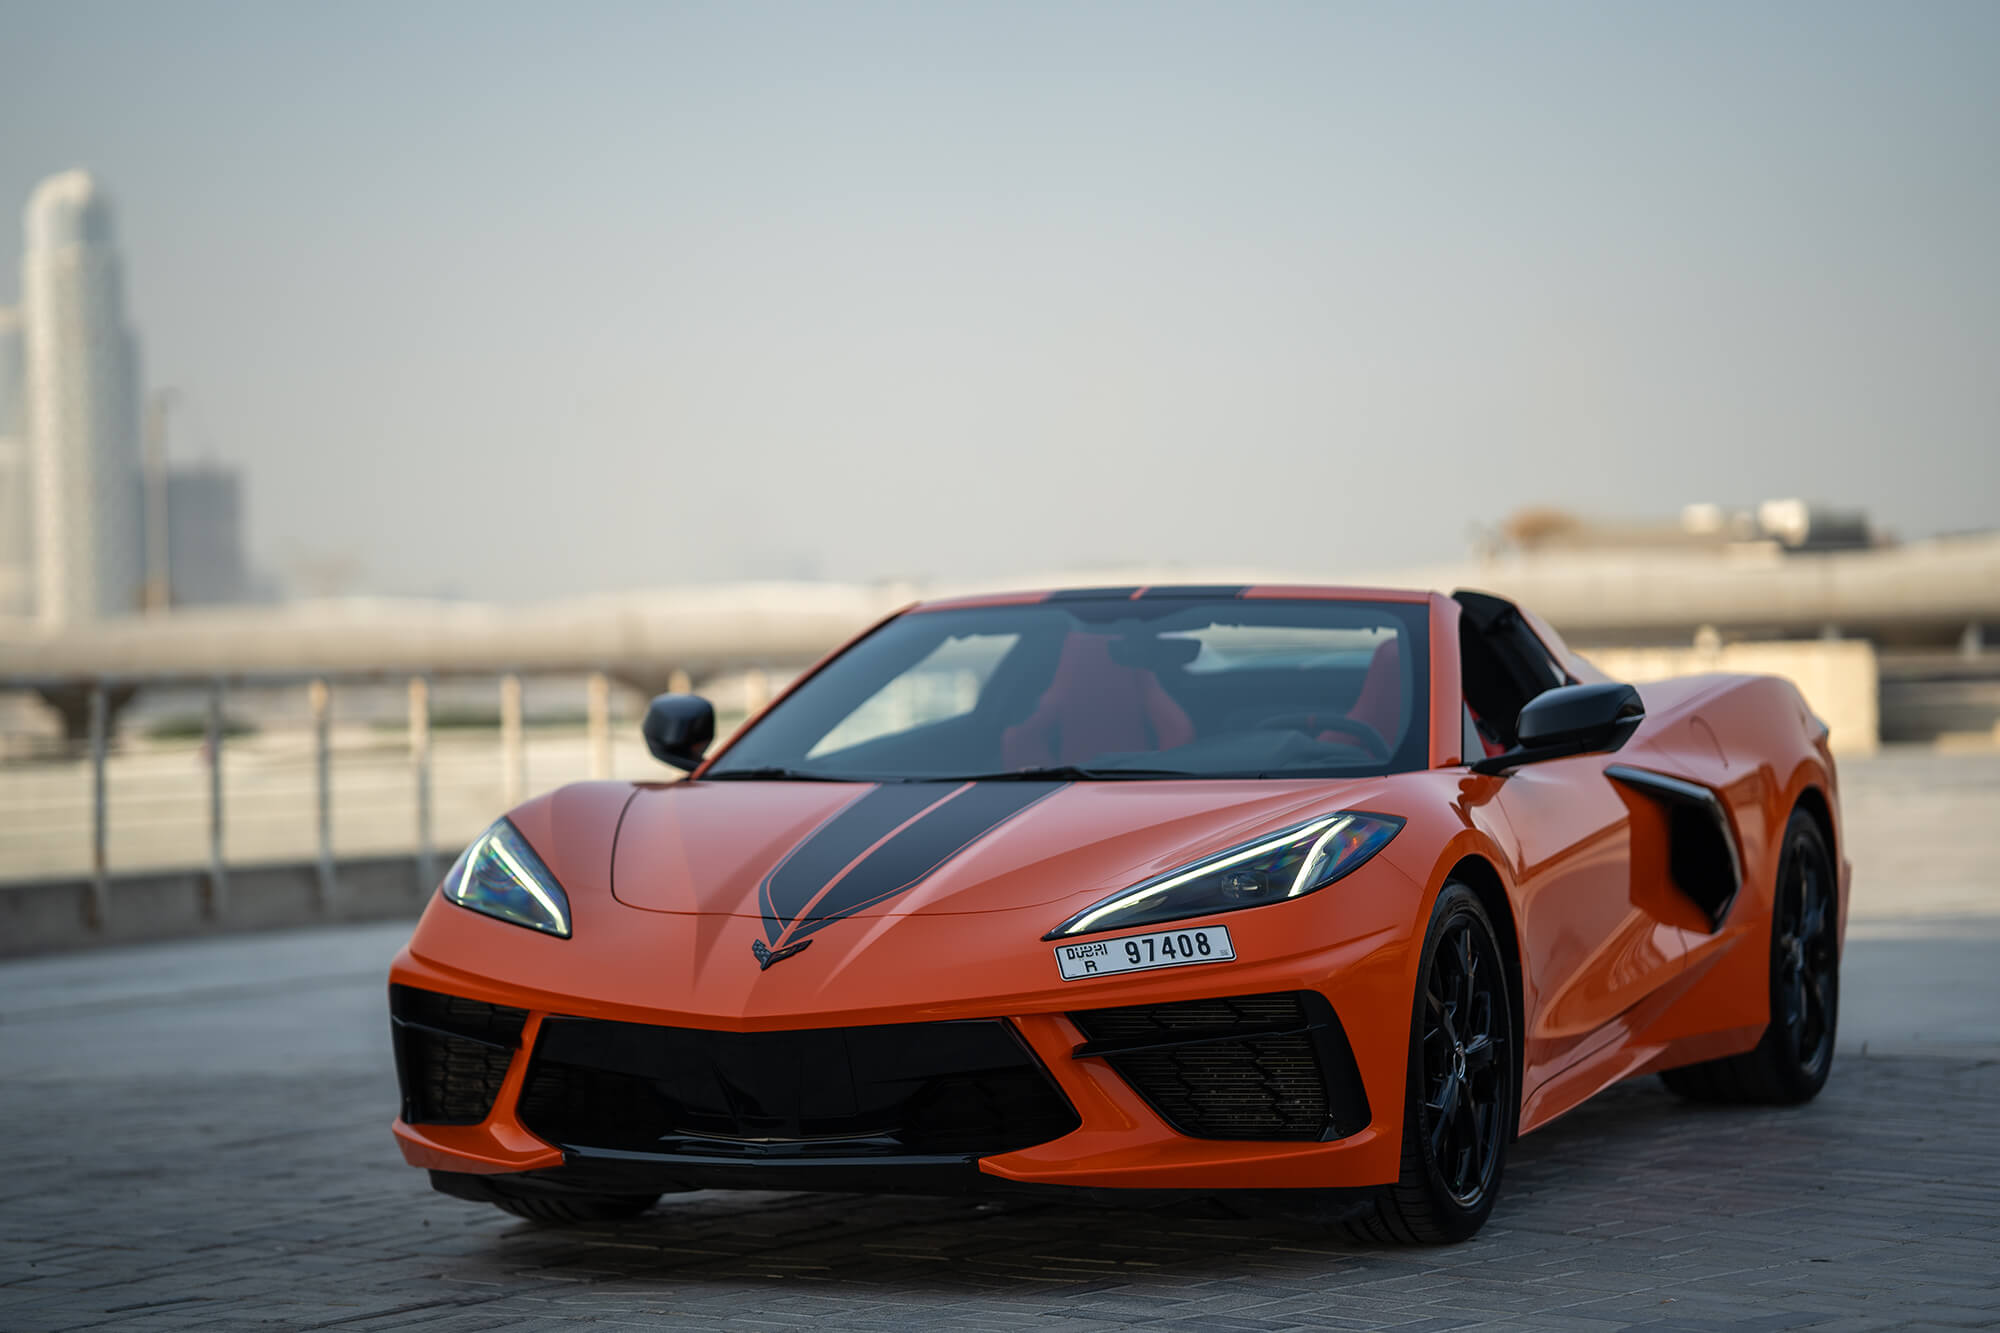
[
  {"left": 0, "top": 855, "right": 431, "bottom": 958},
  {"left": 0, "top": 638, "right": 1883, "bottom": 957},
  {"left": 1587, "top": 639, "right": 1880, "bottom": 756}
]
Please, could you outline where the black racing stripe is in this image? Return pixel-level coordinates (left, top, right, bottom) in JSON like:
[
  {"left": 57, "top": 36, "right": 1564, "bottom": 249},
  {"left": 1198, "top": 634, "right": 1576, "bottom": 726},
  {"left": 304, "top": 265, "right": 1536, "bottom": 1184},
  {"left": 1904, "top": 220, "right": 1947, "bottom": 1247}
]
[
  {"left": 758, "top": 783, "right": 949, "bottom": 941},
  {"left": 779, "top": 781, "right": 1067, "bottom": 946},
  {"left": 1046, "top": 587, "right": 1142, "bottom": 601},
  {"left": 1141, "top": 585, "right": 1248, "bottom": 599}
]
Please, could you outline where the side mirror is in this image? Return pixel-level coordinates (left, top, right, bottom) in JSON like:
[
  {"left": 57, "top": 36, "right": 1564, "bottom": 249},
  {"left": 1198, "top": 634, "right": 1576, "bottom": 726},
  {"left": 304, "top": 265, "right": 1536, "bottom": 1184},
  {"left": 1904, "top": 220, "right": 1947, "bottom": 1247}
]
[
  {"left": 1470, "top": 682, "right": 1644, "bottom": 775},
  {"left": 641, "top": 694, "right": 715, "bottom": 772}
]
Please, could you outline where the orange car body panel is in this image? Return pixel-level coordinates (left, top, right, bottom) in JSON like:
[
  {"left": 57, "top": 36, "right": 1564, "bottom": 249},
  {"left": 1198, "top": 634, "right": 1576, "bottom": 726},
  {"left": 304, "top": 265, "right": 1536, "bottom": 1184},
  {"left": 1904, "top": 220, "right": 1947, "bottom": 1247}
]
[{"left": 391, "top": 588, "right": 1847, "bottom": 1191}]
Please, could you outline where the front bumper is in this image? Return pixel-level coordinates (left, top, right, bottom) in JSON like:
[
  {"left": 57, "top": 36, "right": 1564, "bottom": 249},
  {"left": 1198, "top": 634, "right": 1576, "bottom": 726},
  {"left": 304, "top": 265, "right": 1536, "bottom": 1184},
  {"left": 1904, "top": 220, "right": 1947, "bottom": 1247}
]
[
  {"left": 391, "top": 972, "right": 1405, "bottom": 1197},
  {"left": 390, "top": 830, "right": 1430, "bottom": 1196}
]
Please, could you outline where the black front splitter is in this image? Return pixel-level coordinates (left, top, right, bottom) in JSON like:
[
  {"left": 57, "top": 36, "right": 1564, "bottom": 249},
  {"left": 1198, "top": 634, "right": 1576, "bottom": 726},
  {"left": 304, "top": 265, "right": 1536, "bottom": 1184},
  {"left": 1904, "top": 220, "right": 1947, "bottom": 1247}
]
[
  {"left": 437, "top": 1147, "right": 988, "bottom": 1202},
  {"left": 430, "top": 1145, "right": 1375, "bottom": 1217}
]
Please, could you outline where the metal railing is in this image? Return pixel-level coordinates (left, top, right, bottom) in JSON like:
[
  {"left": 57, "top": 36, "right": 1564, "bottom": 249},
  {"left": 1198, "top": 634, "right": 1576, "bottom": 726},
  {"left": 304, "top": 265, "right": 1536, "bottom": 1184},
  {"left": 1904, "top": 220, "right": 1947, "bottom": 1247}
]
[{"left": 5, "top": 667, "right": 636, "bottom": 929}]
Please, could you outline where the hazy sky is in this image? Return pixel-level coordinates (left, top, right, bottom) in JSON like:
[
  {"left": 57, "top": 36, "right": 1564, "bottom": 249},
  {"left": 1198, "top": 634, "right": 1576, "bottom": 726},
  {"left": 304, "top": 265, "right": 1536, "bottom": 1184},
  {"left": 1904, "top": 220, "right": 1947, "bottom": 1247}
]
[{"left": 2, "top": 1, "right": 1995, "bottom": 600}]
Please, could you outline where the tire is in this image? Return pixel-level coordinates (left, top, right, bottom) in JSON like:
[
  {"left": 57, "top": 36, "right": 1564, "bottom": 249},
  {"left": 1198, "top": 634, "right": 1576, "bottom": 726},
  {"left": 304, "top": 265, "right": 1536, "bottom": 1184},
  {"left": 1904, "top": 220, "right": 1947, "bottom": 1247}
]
[
  {"left": 492, "top": 1193, "right": 661, "bottom": 1224},
  {"left": 1661, "top": 807, "right": 1838, "bottom": 1105},
  {"left": 1343, "top": 883, "right": 1517, "bottom": 1244}
]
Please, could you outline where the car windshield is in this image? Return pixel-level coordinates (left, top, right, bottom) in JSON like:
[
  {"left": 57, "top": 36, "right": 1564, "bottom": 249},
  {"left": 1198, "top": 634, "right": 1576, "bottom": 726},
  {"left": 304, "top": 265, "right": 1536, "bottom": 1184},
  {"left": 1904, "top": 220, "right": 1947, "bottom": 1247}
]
[{"left": 704, "top": 595, "right": 1430, "bottom": 781}]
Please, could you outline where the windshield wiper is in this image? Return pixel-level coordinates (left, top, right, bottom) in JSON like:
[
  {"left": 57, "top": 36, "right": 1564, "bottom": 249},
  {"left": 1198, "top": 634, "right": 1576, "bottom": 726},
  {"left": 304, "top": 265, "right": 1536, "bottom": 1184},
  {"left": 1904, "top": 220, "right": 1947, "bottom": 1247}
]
[
  {"left": 941, "top": 765, "right": 1199, "bottom": 782},
  {"left": 704, "top": 765, "right": 1198, "bottom": 783},
  {"left": 700, "top": 766, "right": 853, "bottom": 782}
]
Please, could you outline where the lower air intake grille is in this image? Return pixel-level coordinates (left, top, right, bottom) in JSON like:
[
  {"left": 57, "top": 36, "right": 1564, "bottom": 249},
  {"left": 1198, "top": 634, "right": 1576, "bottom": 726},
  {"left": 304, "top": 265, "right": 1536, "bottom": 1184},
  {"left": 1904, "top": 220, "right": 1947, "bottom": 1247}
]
[
  {"left": 390, "top": 985, "right": 529, "bottom": 1126},
  {"left": 1070, "top": 991, "right": 1367, "bottom": 1141},
  {"left": 516, "top": 1017, "right": 1079, "bottom": 1159}
]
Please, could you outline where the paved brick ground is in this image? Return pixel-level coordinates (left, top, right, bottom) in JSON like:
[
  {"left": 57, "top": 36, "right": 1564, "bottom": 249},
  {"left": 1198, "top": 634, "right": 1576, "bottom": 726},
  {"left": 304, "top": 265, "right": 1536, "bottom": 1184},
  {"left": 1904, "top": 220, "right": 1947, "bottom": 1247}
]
[
  {"left": 2, "top": 1054, "right": 1995, "bottom": 1332},
  {"left": 2, "top": 750, "right": 1996, "bottom": 1331}
]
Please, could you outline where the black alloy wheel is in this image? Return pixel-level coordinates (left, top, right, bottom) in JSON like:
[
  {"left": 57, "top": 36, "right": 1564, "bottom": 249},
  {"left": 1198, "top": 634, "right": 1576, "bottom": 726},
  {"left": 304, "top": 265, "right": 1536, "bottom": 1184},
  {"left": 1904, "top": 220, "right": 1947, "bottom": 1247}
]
[
  {"left": 1773, "top": 819, "right": 1839, "bottom": 1085},
  {"left": 1421, "top": 906, "right": 1510, "bottom": 1207},
  {"left": 1661, "top": 807, "right": 1839, "bottom": 1105},
  {"left": 1344, "top": 883, "right": 1517, "bottom": 1244}
]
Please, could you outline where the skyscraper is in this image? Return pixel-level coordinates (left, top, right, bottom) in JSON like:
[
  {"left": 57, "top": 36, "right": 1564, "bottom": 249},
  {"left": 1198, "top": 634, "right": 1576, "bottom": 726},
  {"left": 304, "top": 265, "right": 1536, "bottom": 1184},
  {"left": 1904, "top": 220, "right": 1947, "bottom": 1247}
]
[
  {"left": 21, "top": 170, "right": 143, "bottom": 624},
  {"left": 167, "top": 462, "right": 249, "bottom": 606},
  {"left": 0, "top": 306, "right": 29, "bottom": 617}
]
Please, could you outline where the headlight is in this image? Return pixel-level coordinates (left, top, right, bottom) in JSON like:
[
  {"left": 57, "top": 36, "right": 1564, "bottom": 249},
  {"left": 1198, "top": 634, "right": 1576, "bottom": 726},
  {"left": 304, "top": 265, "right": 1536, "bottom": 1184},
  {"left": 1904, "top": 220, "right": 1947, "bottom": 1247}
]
[
  {"left": 1044, "top": 811, "right": 1403, "bottom": 940},
  {"left": 441, "top": 818, "right": 572, "bottom": 937}
]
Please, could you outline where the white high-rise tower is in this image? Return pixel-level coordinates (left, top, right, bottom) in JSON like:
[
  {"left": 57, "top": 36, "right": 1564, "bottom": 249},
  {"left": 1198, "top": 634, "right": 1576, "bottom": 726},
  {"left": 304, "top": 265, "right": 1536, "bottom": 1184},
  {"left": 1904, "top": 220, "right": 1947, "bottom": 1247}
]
[
  {"left": 0, "top": 306, "right": 30, "bottom": 617},
  {"left": 22, "top": 170, "right": 143, "bottom": 624}
]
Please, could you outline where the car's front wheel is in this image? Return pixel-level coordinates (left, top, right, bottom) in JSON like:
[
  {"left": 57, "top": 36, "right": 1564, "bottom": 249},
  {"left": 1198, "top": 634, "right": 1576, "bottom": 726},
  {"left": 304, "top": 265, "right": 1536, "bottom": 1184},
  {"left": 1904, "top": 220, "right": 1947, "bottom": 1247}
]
[{"left": 1344, "top": 882, "right": 1517, "bottom": 1244}]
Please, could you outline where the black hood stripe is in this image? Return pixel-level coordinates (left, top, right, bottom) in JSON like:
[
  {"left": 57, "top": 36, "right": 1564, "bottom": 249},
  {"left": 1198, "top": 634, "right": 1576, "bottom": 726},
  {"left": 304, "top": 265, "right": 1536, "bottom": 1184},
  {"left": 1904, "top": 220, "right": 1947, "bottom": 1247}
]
[
  {"left": 758, "top": 783, "right": 941, "bottom": 938},
  {"left": 760, "top": 781, "right": 1066, "bottom": 947}
]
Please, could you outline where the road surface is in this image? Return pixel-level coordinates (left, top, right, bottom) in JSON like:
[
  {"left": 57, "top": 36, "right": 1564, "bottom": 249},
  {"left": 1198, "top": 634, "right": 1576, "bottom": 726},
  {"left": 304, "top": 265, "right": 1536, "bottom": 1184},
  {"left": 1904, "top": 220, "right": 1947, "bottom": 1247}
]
[{"left": 1, "top": 749, "right": 1996, "bottom": 1330}]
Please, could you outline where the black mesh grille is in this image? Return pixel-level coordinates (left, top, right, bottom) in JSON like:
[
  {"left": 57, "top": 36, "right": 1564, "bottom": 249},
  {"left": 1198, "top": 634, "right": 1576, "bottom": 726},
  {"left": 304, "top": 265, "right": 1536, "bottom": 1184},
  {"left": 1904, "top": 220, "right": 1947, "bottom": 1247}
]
[
  {"left": 516, "top": 1061, "right": 669, "bottom": 1152},
  {"left": 1069, "top": 992, "right": 1333, "bottom": 1140},
  {"left": 390, "top": 985, "right": 528, "bottom": 1126},
  {"left": 516, "top": 1016, "right": 1079, "bottom": 1159},
  {"left": 1071, "top": 993, "right": 1308, "bottom": 1041}
]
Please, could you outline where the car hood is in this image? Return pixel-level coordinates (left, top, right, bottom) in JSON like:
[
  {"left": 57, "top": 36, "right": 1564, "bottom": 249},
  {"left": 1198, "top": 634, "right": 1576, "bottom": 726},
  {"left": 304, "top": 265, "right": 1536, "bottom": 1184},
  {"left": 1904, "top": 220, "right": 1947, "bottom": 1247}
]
[{"left": 610, "top": 776, "right": 1398, "bottom": 933}]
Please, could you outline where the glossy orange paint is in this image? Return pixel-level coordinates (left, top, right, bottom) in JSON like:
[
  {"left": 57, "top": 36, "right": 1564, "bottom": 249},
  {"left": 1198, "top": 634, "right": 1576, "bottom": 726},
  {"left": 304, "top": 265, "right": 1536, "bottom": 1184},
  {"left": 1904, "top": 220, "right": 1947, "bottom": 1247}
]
[{"left": 390, "top": 588, "right": 1846, "bottom": 1194}]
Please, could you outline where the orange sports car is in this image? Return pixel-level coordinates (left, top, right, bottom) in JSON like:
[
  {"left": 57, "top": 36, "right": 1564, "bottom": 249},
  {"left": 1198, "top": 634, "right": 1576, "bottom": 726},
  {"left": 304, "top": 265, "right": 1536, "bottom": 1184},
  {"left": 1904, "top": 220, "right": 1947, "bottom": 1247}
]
[{"left": 389, "top": 585, "right": 1846, "bottom": 1242}]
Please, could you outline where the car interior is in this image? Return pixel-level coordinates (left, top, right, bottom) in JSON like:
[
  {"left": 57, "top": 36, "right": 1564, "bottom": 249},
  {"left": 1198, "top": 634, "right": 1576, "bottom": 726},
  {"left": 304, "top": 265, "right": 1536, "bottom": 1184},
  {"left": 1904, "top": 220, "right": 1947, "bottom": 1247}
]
[
  {"left": 720, "top": 592, "right": 1579, "bottom": 779},
  {"left": 725, "top": 598, "right": 1432, "bottom": 779}
]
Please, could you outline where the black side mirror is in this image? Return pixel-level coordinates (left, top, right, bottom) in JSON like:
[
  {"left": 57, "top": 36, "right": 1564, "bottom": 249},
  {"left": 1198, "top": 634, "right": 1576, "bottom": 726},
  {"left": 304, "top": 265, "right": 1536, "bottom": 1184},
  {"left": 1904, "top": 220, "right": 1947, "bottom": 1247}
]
[
  {"left": 641, "top": 694, "right": 715, "bottom": 772},
  {"left": 1470, "top": 682, "right": 1644, "bottom": 775}
]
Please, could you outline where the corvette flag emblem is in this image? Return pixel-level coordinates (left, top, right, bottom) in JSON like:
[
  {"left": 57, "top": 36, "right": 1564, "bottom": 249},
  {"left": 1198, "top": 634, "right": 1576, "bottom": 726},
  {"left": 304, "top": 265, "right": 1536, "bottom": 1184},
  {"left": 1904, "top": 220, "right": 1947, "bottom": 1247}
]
[{"left": 751, "top": 937, "right": 813, "bottom": 970}]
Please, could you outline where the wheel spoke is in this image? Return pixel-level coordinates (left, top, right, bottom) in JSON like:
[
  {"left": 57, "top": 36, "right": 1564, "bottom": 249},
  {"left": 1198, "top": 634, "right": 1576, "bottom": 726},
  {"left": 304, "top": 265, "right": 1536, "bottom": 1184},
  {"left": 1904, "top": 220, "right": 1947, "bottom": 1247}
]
[
  {"left": 1463, "top": 1032, "right": 1496, "bottom": 1072},
  {"left": 1464, "top": 1097, "right": 1488, "bottom": 1171},
  {"left": 1475, "top": 990, "right": 1499, "bottom": 1042},
  {"left": 1430, "top": 1071, "right": 1460, "bottom": 1123},
  {"left": 1792, "top": 852, "right": 1824, "bottom": 924},
  {"left": 1429, "top": 982, "right": 1456, "bottom": 1042},
  {"left": 1454, "top": 930, "right": 1477, "bottom": 1014},
  {"left": 1428, "top": 1076, "right": 1459, "bottom": 1157},
  {"left": 1453, "top": 1097, "right": 1481, "bottom": 1190}
]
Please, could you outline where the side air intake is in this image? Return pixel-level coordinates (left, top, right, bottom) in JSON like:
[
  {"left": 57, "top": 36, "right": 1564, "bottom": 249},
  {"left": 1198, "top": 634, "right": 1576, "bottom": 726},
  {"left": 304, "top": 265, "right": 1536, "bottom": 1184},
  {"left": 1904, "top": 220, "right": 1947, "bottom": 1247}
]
[
  {"left": 389, "top": 986, "right": 528, "bottom": 1125},
  {"left": 1606, "top": 765, "right": 1743, "bottom": 929},
  {"left": 1067, "top": 991, "right": 1371, "bottom": 1141}
]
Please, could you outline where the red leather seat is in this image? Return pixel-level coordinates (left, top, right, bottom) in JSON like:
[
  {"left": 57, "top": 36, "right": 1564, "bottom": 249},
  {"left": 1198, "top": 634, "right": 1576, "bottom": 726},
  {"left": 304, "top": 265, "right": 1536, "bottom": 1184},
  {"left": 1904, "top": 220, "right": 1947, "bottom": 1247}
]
[
  {"left": 1347, "top": 638, "right": 1402, "bottom": 739},
  {"left": 1001, "top": 634, "right": 1195, "bottom": 769},
  {"left": 1318, "top": 637, "right": 1402, "bottom": 748}
]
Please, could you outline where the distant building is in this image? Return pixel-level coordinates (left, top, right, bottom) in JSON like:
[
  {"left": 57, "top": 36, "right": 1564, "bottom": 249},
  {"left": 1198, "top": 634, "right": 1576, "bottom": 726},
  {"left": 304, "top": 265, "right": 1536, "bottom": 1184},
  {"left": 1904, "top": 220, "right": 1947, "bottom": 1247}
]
[
  {"left": 1497, "top": 499, "right": 1877, "bottom": 557},
  {"left": 21, "top": 170, "right": 144, "bottom": 624},
  {"left": 166, "top": 463, "right": 249, "bottom": 606},
  {"left": 0, "top": 307, "right": 28, "bottom": 616}
]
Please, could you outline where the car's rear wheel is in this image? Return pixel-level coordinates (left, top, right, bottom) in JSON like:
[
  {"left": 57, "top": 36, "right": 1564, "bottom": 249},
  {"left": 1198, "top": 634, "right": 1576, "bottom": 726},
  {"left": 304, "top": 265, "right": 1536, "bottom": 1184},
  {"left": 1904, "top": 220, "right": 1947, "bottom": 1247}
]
[
  {"left": 1661, "top": 808, "right": 1838, "bottom": 1105},
  {"left": 491, "top": 1193, "right": 661, "bottom": 1224},
  {"left": 1344, "top": 883, "right": 1516, "bottom": 1245}
]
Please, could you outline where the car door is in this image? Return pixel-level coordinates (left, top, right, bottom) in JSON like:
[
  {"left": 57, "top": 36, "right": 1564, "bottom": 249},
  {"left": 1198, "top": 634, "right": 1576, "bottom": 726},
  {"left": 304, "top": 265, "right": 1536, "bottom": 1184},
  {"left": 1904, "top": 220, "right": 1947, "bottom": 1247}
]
[
  {"left": 1454, "top": 592, "right": 1699, "bottom": 1093},
  {"left": 1492, "top": 757, "right": 1697, "bottom": 1087}
]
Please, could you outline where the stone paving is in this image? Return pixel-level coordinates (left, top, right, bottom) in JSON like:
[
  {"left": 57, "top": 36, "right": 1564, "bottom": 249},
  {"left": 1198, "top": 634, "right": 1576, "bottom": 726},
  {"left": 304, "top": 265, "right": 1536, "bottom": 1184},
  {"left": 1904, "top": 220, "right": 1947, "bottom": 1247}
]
[
  {"left": 1, "top": 749, "right": 1996, "bottom": 1331},
  {"left": 2, "top": 1053, "right": 1995, "bottom": 1331}
]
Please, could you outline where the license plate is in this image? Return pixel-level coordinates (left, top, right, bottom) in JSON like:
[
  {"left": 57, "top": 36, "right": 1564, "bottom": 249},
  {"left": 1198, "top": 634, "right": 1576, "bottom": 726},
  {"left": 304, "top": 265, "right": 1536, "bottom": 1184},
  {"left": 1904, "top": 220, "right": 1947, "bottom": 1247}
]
[{"left": 1054, "top": 925, "right": 1235, "bottom": 981}]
